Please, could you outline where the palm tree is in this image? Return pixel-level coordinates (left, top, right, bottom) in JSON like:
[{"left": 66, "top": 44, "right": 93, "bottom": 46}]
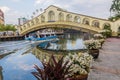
[{"left": 110, "top": 0, "right": 120, "bottom": 15}]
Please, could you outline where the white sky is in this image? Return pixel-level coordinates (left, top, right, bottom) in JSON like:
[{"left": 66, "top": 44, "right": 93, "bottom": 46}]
[{"left": 0, "top": 0, "right": 113, "bottom": 25}]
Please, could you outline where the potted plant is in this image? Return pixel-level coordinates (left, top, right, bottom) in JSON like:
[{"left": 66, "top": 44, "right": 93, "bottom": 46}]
[
  {"left": 32, "top": 55, "right": 72, "bottom": 80},
  {"left": 84, "top": 39, "right": 101, "bottom": 59},
  {"left": 64, "top": 52, "right": 93, "bottom": 80},
  {"left": 98, "top": 39, "right": 105, "bottom": 48},
  {"left": 99, "top": 29, "right": 112, "bottom": 38},
  {"left": 93, "top": 34, "right": 105, "bottom": 48},
  {"left": 93, "top": 34, "right": 104, "bottom": 39}
]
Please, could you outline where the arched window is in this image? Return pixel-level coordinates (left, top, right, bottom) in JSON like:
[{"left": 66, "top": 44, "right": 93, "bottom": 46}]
[
  {"left": 103, "top": 23, "right": 111, "bottom": 30},
  {"left": 92, "top": 20, "right": 100, "bottom": 28},
  {"left": 58, "top": 12, "right": 64, "bottom": 21},
  {"left": 48, "top": 11, "right": 55, "bottom": 21},
  {"left": 41, "top": 15, "right": 45, "bottom": 22},
  {"left": 66, "top": 14, "right": 72, "bottom": 22},
  {"left": 35, "top": 18, "right": 39, "bottom": 23},
  {"left": 118, "top": 27, "right": 120, "bottom": 32},
  {"left": 83, "top": 18, "right": 89, "bottom": 25},
  {"left": 20, "top": 27, "right": 22, "bottom": 31},
  {"left": 27, "top": 23, "right": 30, "bottom": 27},
  {"left": 23, "top": 25, "right": 26, "bottom": 29},
  {"left": 74, "top": 16, "right": 80, "bottom": 23},
  {"left": 31, "top": 20, "right": 34, "bottom": 26}
]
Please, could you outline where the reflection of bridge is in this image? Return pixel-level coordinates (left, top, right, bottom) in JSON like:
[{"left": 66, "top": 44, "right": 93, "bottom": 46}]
[
  {"left": 19, "top": 5, "right": 120, "bottom": 36},
  {"left": 32, "top": 47, "right": 62, "bottom": 63}
]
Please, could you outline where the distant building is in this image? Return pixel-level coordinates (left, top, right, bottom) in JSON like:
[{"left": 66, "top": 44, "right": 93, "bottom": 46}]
[
  {"left": 0, "top": 9, "right": 4, "bottom": 24},
  {"left": 18, "top": 17, "right": 28, "bottom": 25}
]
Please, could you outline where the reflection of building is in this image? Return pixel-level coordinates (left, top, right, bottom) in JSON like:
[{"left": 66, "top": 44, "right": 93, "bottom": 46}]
[
  {"left": 18, "top": 17, "right": 28, "bottom": 25},
  {"left": 0, "top": 9, "right": 4, "bottom": 24}
]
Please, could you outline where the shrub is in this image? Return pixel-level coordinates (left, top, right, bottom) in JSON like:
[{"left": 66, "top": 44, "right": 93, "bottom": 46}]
[{"left": 32, "top": 55, "right": 72, "bottom": 80}]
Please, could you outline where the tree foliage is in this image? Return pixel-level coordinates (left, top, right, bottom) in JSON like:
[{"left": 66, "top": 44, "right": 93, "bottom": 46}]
[
  {"left": 102, "top": 25, "right": 112, "bottom": 38},
  {"left": 0, "top": 24, "right": 17, "bottom": 32},
  {"left": 110, "top": 0, "right": 120, "bottom": 14},
  {"left": 109, "top": 0, "right": 120, "bottom": 21}
]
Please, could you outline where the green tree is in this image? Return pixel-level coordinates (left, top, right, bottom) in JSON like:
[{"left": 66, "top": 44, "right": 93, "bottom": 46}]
[
  {"left": 0, "top": 24, "right": 17, "bottom": 32},
  {"left": 0, "top": 24, "right": 5, "bottom": 31},
  {"left": 110, "top": 0, "right": 120, "bottom": 15},
  {"left": 102, "top": 25, "right": 112, "bottom": 38}
]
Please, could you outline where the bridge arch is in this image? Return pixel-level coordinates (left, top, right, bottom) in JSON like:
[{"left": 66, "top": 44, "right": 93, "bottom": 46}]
[
  {"left": 83, "top": 18, "right": 90, "bottom": 25},
  {"left": 48, "top": 11, "right": 55, "bottom": 21},
  {"left": 58, "top": 12, "right": 64, "bottom": 21},
  {"left": 19, "top": 21, "right": 102, "bottom": 35},
  {"left": 103, "top": 23, "right": 111, "bottom": 30},
  {"left": 66, "top": 14, "right": 72, "bottom": 22},
  {"left": 92, "top": 20, "right": 100, "bottom": 28},
  {"left": 74, "top": 16, "right": 80, "bottom": 23}
]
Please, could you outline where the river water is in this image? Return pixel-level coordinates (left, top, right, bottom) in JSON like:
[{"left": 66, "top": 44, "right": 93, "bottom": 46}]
[{"left": 0, "top": 32, "right": 89, "bottom": 80}]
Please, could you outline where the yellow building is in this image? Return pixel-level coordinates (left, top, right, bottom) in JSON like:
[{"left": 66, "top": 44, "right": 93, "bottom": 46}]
[{"left": 0, "top": 9, "right": 4, "bottom": 24}]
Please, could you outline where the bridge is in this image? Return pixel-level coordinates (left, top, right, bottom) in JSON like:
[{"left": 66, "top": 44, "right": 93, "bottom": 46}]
[{"left": 19, "top": 5, "right": 120, "bottom": 36}]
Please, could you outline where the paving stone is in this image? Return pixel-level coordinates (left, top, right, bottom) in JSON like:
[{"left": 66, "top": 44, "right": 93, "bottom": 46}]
[{"left": 88, "top": 38, "right": 120, "bottom": 80}]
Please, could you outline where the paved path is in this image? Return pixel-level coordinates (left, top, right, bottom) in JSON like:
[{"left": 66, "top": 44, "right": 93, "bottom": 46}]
[{"left": 88, "top": 38, "right": 120, "bottom": 80}]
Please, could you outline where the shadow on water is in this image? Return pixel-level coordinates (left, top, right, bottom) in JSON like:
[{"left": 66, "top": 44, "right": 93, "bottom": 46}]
[
  {"left": 0, "top": 50, "right": 16, "bottom": 60},
  {"left": 0, "top": 66, "right": 3, "bottom": 80}
]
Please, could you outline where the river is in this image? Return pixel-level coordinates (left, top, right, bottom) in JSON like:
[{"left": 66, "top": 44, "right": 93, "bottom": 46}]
[{"left": 0, "top": 32, "right": 89, "bottom": 80}]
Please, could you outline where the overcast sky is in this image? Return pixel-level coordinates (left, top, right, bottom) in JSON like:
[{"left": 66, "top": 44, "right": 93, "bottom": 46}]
[{"left": 0, "top": 0, "right": 113, "bottom": 25}]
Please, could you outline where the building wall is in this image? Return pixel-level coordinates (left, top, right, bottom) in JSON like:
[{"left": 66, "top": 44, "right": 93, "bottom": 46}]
[
  {"left": 0, "top": 9, "right": 4, "bottom": 24},
  {"left": 18, "top": 17, "right": 28, "bottom": 25},
  {"left": 113, "top": 19, "right": 120, "bottom": 33}
]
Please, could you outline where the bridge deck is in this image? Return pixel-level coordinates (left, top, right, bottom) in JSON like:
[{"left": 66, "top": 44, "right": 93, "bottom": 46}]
[{"left": 88, "top": 38, "right": 120, "bottom": 80}]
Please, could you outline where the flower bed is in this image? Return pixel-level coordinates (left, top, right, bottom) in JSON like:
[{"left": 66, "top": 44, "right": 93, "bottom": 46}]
[
  {"left": 94, "top": 34, "right": 103, "bottom": 39},
  {"left": 84, "top": 39, "right": 101, "bottom": 50},
  {"left": 64, "top": 52, "right": 93, "bottom": 79},
  {"left": 84, "top": 39, "right": 103, "bottom": 59}
]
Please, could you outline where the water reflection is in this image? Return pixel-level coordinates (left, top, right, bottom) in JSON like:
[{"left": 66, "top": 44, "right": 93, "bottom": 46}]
[
  {"left": 0, "top": 41, "right": 42, "bottom": 80},
  {"left": 0, "top": 32, "right": 90, "bottom": 80},
  {"left": 32, "top": 47, "right": 62, "bottom": 63},
  {"left": 39, "top": 33, "right": 86, "bottom": 50}
]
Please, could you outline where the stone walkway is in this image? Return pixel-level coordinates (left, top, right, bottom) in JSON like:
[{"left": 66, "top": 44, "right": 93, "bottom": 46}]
[{"left": 88, "top": 38, "right": 120, "bottom": 80}]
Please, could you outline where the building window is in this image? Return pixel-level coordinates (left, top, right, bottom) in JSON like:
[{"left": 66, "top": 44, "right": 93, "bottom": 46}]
[
  {"left": 35, "top": 18, "right": 39, "bottom": 23},
  {"left": 41, "top": 15, "right": 45, "bottom": 22},
  {"left": 66, "top": 14, "right": 72, "bottom": 22},
  {"left": 58, "top": 12, "right": 64, "bottom": 21},
  {"left": 48, "top": 11, "right": 55, "bottom": 22},
  {"left": 92, "top": 20, "right": 100, "bottom": 28},
  {"left": 83, "top": 18, "right": 89, "bottom": 25},
  {"left": 74, "top": 16, "right": 80, "bottom": 23}
]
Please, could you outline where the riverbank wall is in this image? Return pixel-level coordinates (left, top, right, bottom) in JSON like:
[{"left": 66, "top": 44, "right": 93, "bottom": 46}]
[{"left": 0, "top": 36, "right": 24, "bottom": 41}]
